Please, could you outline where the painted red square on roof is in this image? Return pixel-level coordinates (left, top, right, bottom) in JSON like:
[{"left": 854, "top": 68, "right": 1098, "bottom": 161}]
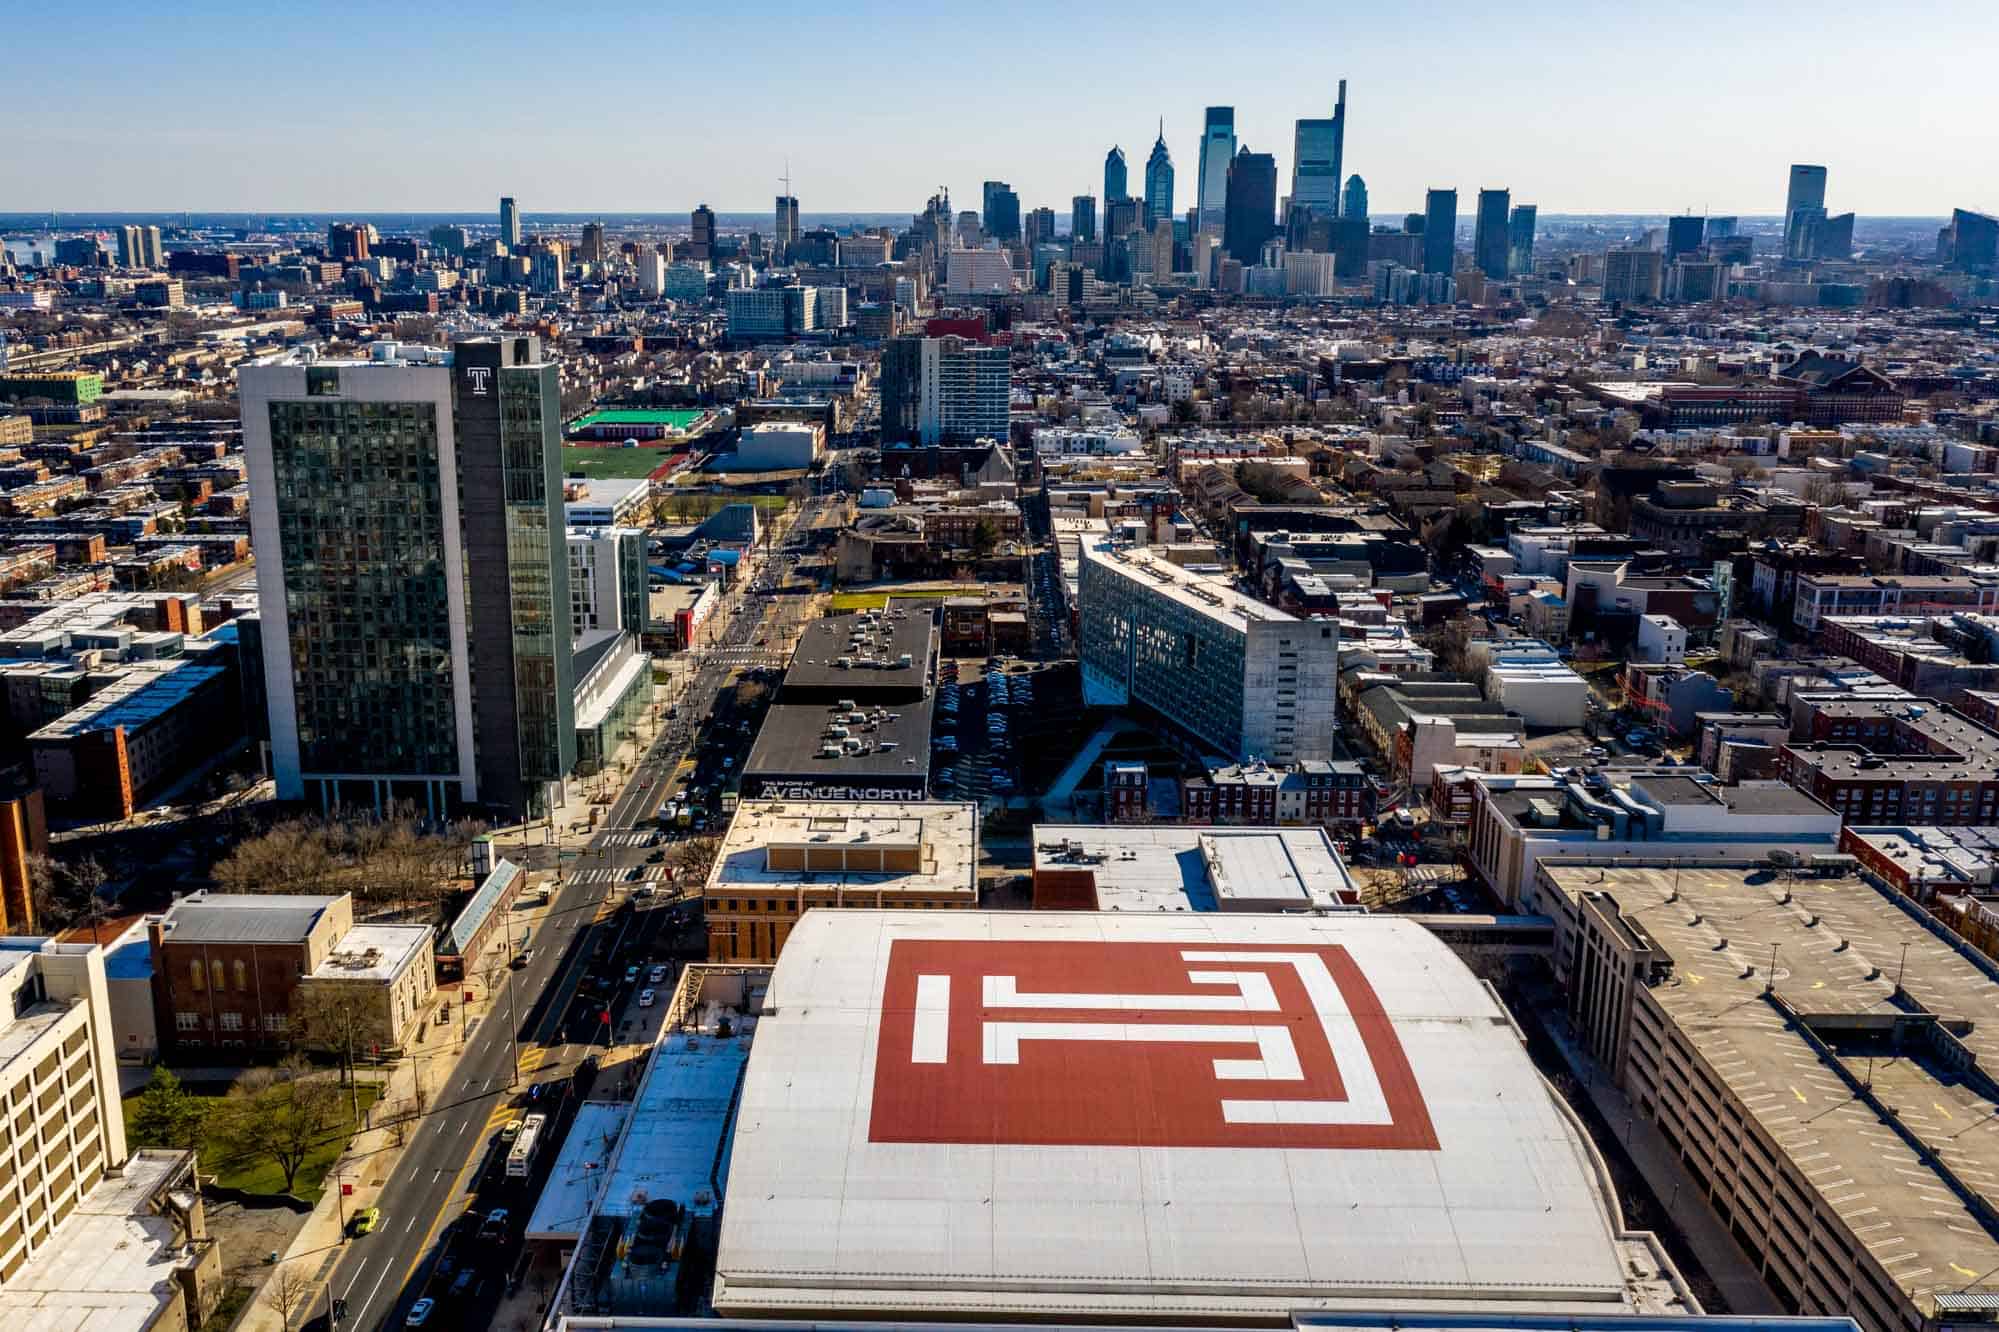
[{"left": 869, "top": 938, "right": 1438, "bottom": 1150}]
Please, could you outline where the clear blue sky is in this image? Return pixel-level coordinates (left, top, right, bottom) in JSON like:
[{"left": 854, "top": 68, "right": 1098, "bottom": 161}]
[{"left": 6, "top": 0, "right": 1994, "bottom": 218}]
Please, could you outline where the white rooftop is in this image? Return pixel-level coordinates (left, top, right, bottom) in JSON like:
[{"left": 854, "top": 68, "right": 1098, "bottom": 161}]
[
  {"left": 1032, "top": 825, "right": 1358, "bottom": 912},
  {"left": 0, "top": 1152, "right": 198, "bottom": 1332},
  {"left": 714, "top": 910, "right": 1673, "bottom": 1320},
  {"left": 598, "top": 1027, "right": 752, "bottom": 1222},
  {"left": 526, "top": 1101, "right": 630, "bottom": 1242},
  {"left": 308, "top": 923, "right": 431, "bottom": 982},
  {"left": 1085, "top": 539, "right": 1296, "bottom": 631}
]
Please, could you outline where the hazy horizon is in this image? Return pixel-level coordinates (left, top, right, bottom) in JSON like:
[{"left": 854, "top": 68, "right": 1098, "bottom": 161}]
[{"left": 6, "top": 0, "right": 1996, "bottom": 218}]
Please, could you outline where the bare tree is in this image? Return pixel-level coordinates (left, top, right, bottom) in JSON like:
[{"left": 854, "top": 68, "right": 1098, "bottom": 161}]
[
  {"left": 260, "top": 1263, "right": 314, "bottom": 1332},
  {"left": 209, "top": 1056, "right": 342, "bottom": 1196}
]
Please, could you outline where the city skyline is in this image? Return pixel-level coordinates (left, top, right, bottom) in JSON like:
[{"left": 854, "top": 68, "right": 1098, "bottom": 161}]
[{"left": 5, "top": 1, "right": 1997, "bottom": 217}]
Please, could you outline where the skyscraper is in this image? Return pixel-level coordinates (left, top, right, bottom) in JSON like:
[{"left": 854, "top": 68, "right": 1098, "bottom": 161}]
[
  {"left": 579, "top": 221, "right": 605, "bottom": 264},
  {"left": 1103, "top": 147, "right": 1128, "bottom": 208},
  {"left": 1195, "top": 107, "right": 1236, "bottom": 229},
  {"left": 982, "top": 181, "right": 1021, "bottom": 245},
  {"left": 1025, "top": 207, "right": 1056, "bottom": 246},
  {"left": 1341, "top": 175, "right": 1368, "bottom": 226},
  {"left": 1784, "top": 165, "right": 1828, "bottom": 260},
  {"left": 1422, "top": 189, "right": 1456, "bottom": 274},
  {"left": 1473, "top": 188, "right": 1510, "bottom": 279},
  {"left": 500, "top": 196, "right": 521, "bottom": 248},
  {"left": 689, "top": 205, "right": 717, "bottom": 263},
  {"left": 1143, "top": 123, "right": 1175, "bottom": 229},
  {"left": 774, "top": 195, "right": 800, "bottom": 262},
  {"left": 240, "top": 336, "right": 576, "bottom": 820},
  {"left": 1222, "top": 146, "right": 1278, "bottom": 264},
  {"left": 1665, "top": 215, "right": 1704, "bottom": 261},
  {"left": 1071, "top": 195, "right": 1097, "bottom": 243},
  {"left": 1508, "top": 205, "right": 1538, "bottom": 277},
  {"left": 1289, "top": 80, "right": 1347, "bottom": 216},
  {"left": 879, "top": 335, "right": 1009, "bottom": 445}
]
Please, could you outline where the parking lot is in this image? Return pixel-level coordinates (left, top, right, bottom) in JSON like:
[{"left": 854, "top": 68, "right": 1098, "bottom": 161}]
[{"left": 929, "top": 657, "right": 1084, "bottom": 804}]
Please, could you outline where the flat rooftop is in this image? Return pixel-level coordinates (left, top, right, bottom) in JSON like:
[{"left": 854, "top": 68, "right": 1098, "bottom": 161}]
[
  {"left": 710, "top": 800, "right": 977, "bottom": 901},
  {"left": 0, "top": 1150, "right": 199, "bottom": 1332},
  {"left": 1541, "top": 864, "right": 1999, "bottom": 1316},
  {"left": 526, "top": 1100, "right": 630, "bottom": 1242},
  {"left": 160, "top": 893, "right": 341, "bottom": 945},
  {"left": 1032, "top": 824, "right": 1358, "bottom": 911},
  {"left": 1842, "top": 825, "right": 1999, "bottom": 890},
  {"left": 780, "top": 611, "right": 933, "bottom": 699},
  {"left": 740, "top": 700, "right": 932, "bottom": 785},
  {"left": 714, "top": 910, "right": 1689, "bottom": 1321},
  {"left": 309, "top": 923, "right": 431, "bottom": 982},
  {"left": 597, "top": 1028, "right": 751, "bottom": 1224},
  {"left": 1085, "top": 538, "right": 1297, "bottom": 631}
]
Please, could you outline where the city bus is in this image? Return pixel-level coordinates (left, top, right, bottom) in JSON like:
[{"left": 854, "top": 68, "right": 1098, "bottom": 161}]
[{"left": 505, "top": 1112, "right": 547, "bottom": 1179}]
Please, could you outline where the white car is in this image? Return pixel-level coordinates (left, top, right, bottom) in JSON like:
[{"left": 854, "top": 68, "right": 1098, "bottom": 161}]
[{"left": 638, "top": 989, "right": 657, "bottom": 1007}]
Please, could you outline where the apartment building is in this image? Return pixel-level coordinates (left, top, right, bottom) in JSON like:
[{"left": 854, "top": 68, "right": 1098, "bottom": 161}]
[
  {"left": 1778, "top": 697, "right": 1999, "bottom": 828},
  {"left": 1079, "top": 539, "right": 1337, "bottom": 764},
  {"left": 1540, "top": 861, "right": 1999, "bottom": 1332},
  {"left": 1792, "top": 574, "right": 1999, "bottom": 635},
  {"left": 0, "top": 937, "right": 223, "bottom": 1332}
]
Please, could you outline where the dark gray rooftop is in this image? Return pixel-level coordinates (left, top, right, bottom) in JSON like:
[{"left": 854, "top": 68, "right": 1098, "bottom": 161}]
[{"left": 163, "top": 894, "right": 340, "bottom": 944}]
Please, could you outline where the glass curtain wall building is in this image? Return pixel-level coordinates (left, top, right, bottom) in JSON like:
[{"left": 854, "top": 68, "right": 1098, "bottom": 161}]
[{"left": 241, "top": 336, "right": 575, "bottom": 821}]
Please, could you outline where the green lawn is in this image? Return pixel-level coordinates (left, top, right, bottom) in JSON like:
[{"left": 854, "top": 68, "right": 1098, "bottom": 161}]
[
  {"left": 830, "top": 586, "right": 967, "bottom": 611},
  {"left": 562, "top": 446, "right": 673, "bottom": 480},
  {"left": 124, "top": 1079, "right": 380, "bottom": 1202}
]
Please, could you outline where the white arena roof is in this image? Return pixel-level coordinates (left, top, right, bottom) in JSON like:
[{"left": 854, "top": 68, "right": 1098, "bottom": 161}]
[{"left": 714, "top": 911, "right": 1690, "bottom": 1321}]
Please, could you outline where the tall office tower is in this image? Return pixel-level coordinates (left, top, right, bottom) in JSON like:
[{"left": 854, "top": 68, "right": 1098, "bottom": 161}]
[
  {"left": 579, "top": 221, "right": 605, "bottom": 264},
  {"left": 500, "top": 196, "right": 521, "bottom": 248},
  {"left": 1289, "top": 80, "right": 1347, "bottom": 216},
  {"left": 1105, "top": 196, "right": 1143, "bottom": 241},
  {"left": 981, "top": 181, "right": 1021, "bottom": 245},
  {"left": 878, "top": 335, "right": 1009, "bottom": 445},
  {"left": 1473, "top": 189, "right": 1510, "bottom": 279},
  {"left": 956, "top": 211, "right": 984, "bottom": 247},
  {"left": 1704, "top": 216, "right": 1739, "bottom": 241},
  {"left": 240, "top": 336, "right": 576, "bottom": 820},
  {"left": 428, "top": 224, "right": 468, "bottom": 256},
  {"left": 1603, "top": 247, "right": 1665, "bottom": 304},
  {"left": 326, "top": 222, "right": 370, "bottom": 262},
  {"left": 1024, "top": 207, "right": 1056, "bottom": 247},
  {"left": 1507, "top": 204, "right": 1538, "bottom": 276},
  {"left": 689, "top": 204, "right": 717, "bottom": 263},
  {"left": 1422, "top": 189, "right": 1457, "bottom": 273},
  {"left": 1103, "top": 147, "right": 1128, "bottom": 208},
  {"left": 1194, "top": 107, "right": 1236, "bottom": 228},
  {"left": 637, "top": 251, "right": 666, "bottom": 297},
  {"left": 1071, "top": 195, "right": 1097, "bottom": 243},
  {"left": 1665, "top": 215, "right": 1705, "bottom": 260},
  {"left": 1341, "top": 175, "right": 1368, "bottom": 226},
  {"left": 1222, "top": 146, "right": 1278, "bottom": 264},
  {"left": 1784, "top": 164, "right": 1827, "bottom": 259},
  {"left": 774, "top": 195, "right": 801, "bottom": 262},
  {"left": 1150, "top": 220, "right": 1175, "bottom": 280},
  {"left": 1817, "top": 212, "right": 1855, "bottom": 261},
  {"left": 1143, "top": 123, "right": 1175, "bottom": 229},
  {"left": 1940, "top": 208, "right": 1999, "bottom": 272}
]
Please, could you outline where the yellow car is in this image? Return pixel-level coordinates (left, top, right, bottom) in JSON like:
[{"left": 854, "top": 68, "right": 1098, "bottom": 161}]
[
  {"left": 349, "top": 1206, "right": 381, "bottom": 1237},
  {"left": 499, "top": 1119, "right": 523, "bottom": 1143}
]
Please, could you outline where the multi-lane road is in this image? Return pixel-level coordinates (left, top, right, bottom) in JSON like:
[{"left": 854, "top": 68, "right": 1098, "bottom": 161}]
[{"left": 323, "top": 501, "right": 823, "bottom": 1332}]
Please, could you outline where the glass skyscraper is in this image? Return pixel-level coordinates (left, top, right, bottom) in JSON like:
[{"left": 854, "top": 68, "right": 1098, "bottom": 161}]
[
  {"left": 1143, "top": 125, "right": 1174, "bottom": 230},
  {"left": 1509, "top": 204, "right": 1539, "bottom": 276},
  {"left": 241, "top": 336, "right": 575, "bottom": 820},
  {"left": 1194, "top": 107, "right": 1235, "bottom": 229},
  {"left": 1103, "top": 147, "right": 1128, "bottom": 206},
  {"left": 1474, "top": 188, "right": 1511, "bottom": 280},
  {"left": 1289, "top": 81, "right": 1346, "bottom": 216},
  {"left": 1423, "top": 188, "right": 1457, "bottom": 274}
]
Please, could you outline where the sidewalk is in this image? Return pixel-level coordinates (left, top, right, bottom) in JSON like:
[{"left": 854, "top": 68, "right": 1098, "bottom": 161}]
[{"left": 1536, "top": 1004, "right": 1780, "bottom": 1315}]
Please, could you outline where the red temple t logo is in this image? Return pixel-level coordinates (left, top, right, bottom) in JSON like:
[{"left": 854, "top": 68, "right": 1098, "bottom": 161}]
[{"left": 870, "top": 939, "right": 1439, "bottom": 1150}]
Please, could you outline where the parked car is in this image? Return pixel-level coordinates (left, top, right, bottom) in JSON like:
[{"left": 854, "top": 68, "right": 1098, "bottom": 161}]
[
  {"left": 649, "top": 965, "right": 668, "bottom": 983},
  {"left": 407, "top": 1299, "right": 436, "bottom": 1328},
  {"left": 638, "top": 989, "right": 657, "bottom": 1007},
  {"left": 624, "top": 965, "right": 641, "bottom": 984},
  {"left": 349, "top": 1206, "right": 381, "bottom": 1237}
]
